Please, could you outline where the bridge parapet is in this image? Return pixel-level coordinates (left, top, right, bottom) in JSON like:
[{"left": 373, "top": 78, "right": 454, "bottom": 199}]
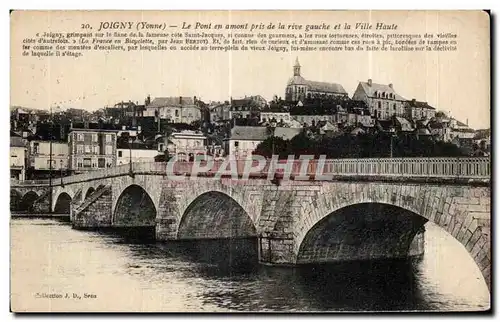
[{"left": 11, "top": 157, "right": 490, "bottom": 189}]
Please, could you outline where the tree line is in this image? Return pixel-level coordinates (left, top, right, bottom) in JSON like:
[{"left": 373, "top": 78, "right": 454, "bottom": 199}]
[{"left": 254, "top": 132, "right": 470, "bottom": 159}]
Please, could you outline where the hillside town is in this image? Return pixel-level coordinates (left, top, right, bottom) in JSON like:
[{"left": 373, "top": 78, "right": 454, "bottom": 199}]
[{"left": 10, "top": 58, "right": 490, "bottom": 181}]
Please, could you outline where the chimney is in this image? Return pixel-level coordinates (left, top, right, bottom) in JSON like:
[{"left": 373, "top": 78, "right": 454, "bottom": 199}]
[
  {"left": 145, "top": 95, "right": 151, "bottom": 106},
  {"left": 179, "top": 96, "right": 183, "bottom": 105},
  {"left": 388, "top": 83, "right": 393, "bottom": 89},
  {"left": 466, "top": 118, "right": 469, "bottom": 126},
  {"left": 367, "top": 79, "right": 372, "bottom": 86},
  {"left": 194, "top": 96, "right": 197, "bottom": 103}
]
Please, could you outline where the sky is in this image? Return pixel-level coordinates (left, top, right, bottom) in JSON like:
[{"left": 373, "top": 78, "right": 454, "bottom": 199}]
[{"left": 10, "top": 10, "right": 490, "bottom": 129}]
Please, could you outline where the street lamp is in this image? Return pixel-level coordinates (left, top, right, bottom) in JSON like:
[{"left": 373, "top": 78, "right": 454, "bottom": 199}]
[
  {"left": 60, "top": 159, "right": 64, "bottom": 187},
  {"left": 128, "top": 137, "right": 134, "bottom": 177},
  {"left": 389, "top": 126, "right": 396, "bottom": 158},
  {"left": 270, "top": 119, "right": 277, "bottom": 157}
]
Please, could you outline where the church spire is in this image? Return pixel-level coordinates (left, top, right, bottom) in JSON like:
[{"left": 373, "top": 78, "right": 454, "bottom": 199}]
[{"left": 293, "top": 57, "right": 301, "bottom": 76}]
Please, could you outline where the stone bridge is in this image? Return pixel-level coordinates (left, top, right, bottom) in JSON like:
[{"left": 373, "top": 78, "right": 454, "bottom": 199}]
[{"left": 10, "top": 157, "right": 491, "bottom": 291}]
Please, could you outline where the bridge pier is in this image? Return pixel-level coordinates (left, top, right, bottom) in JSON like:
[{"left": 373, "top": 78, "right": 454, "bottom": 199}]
[{"left": 72, "top": 187, "right": 113, "bottom": 229}]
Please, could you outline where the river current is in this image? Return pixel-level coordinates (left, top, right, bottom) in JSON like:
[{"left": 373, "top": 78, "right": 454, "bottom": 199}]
[{"left": 10, "top": 218, "right": 489, "bottom": 312}]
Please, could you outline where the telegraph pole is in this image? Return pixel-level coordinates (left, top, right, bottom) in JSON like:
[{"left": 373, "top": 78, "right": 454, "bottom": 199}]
[{"left": 48, "top": 104, "right": 53, "bottom": 214}]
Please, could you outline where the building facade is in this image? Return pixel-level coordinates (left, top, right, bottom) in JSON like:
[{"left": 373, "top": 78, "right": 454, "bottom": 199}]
[
  {"left": 260, "top": 111, "right": 291, "bottom": 124},
  {"left": 224, "top": 126, "right": 268, "bottom": 159},
  {"left": 68, "top": 128, "right": 118, "bottom": 172},
  {"left": 10, "top": 135, "right": 26, "bottom": 180},
  {"left": 292, "top": 114, "right": 336, "bottom": 126},
  {"left": 116, "top": 148, "right": 159, "bottom": 165},
  {"left": 146, "top": 97, "right": 202, "bottom": 124},
  {"left": 405, "top": 99, "right": 436, "bottom": 120},
  {"left": 28, "top": 140, "right": 69, "bottom": 172},
  {"left": 352, "top": 79, "right": 406, "bottom": 120},
  {"left": 166, "top": 131, "right": 207, "bottom": 161}
]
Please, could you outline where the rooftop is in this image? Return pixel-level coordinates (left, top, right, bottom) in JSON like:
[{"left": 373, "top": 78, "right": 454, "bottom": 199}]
[
  {"left": 407, "top": 99, "right": 436, "bottom": 110},
  {"left": 149, "top": 97, "right": 195, "bottom": 107},
  {"left": 358, "top": 81, "right": 406, "bottom": 101}
]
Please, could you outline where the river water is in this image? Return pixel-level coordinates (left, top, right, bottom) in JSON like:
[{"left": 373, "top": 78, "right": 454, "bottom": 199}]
[{"left": 10, "top": 218, "right": 489, "bottom": 312}]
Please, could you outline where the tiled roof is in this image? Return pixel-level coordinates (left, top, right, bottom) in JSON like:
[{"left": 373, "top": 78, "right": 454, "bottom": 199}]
[
  {"left": 288, "top": 77, "right": 348, "bottom": 95},
  {"left": 229, "top": 126, "right": 301, "bottom": 141},
  {"left": 320, "top": 121, "right": 337, "bottom": 131},
  {"left": 358, "top": 82, "right": 406, "bottom": 101},
  {"left": 406, "top": 100, "right": 436, "bottom": 110},
  {"left": 274, "top": 127, "right": 302, "bottom": 140},
  {"left": 150, "top": 97, "right": 195, "bottom": 107},
  {"left": 395, "top": 117, "right": 414, "bottom": 131},
  {"left": 230, "top": 126, "right": 268, "bottom": 141},
  {"left": 306, "top": 80, "right": 347, "bottom": 95},
  {"left": 453, "top": 128, "right": 476, "bottom": 133}
]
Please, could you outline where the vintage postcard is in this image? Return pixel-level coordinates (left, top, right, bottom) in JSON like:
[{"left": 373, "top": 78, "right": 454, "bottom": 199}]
[{"left": 10, "top": 10, "right": 491, "bottom": 312}]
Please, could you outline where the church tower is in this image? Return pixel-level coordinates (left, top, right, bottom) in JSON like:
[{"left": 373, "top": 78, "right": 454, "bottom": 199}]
[{"left": 293, "top": 57, "right": 301, "bottom": 76}]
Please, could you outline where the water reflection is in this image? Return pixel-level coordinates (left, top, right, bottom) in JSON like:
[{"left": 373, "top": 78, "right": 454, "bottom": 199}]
[{"left": 10, "top": 219, "right": 489, "bottom": 312}]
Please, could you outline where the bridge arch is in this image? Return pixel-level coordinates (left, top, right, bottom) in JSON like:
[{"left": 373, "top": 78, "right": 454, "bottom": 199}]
[
  {"left": 177, "top": 191, "right": 257, "bottom": 240},
  {"left": 295, "top": 184, "right": 491, "bottom": 291},
  {"left": 53, "top": 192, "right": 72, "bottom": 214},
  {"left": 113, "top": 184, "right": 157, "bottom": 227},
  {"left": 10, "top": 189, "right": 22, "bottom": 211},
  {"left": 18, "top": 191, "right": 39, "bottom": 212},
  {"left": 51, "top": 188, "right": 76, "bottom": 213},
  {"left": 84, "top": 187, "right": 95, "bottom": 199}
]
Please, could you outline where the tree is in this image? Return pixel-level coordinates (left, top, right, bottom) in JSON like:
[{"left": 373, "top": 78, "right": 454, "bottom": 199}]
[{"left": 254, "top": 137, "right": 289, "bottom": 158}]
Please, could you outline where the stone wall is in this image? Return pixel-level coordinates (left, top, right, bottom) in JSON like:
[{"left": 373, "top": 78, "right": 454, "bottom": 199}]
[{"left": 72, "top": 188, "right": 112, "bottom": 228}]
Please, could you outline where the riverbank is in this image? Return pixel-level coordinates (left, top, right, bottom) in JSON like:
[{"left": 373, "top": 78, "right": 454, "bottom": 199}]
[{"left": 10, "top": 212, "right": 70, "bottom": 219}]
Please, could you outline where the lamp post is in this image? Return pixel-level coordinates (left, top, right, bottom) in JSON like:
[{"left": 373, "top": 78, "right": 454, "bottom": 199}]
[
  {"left": 48, "top": 105, "right": 53, "bottom": 214},
  {"left": 60, "top": 159, "right": 64, "bottom": 186},
  {"left": 270, "top": 119, "right": 277, "bottom": 157},
  {"left": 389, "top": 126, "right": 396, "bottom": 158},
  {"left": 128, "top": 137, "right": 134, "bottom": 177}
]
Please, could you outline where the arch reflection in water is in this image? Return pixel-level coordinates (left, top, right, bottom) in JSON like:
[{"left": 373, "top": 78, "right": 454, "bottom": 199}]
[{"left": 11, "top": 218, "right": 489, "bottom": 312}]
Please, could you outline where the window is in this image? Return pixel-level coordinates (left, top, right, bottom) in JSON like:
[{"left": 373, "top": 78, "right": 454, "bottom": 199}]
[
  {"left": 393, "top": 103, "right": 397, "bottom": 110},
  {"left": 234, "top": 141, "right": 239, "bottom": 147},
  {"left": 105, "top": 146, "right": 113, "bottom": 155},
  {"left": 83, "top": 158, "right": 91, "bottom": 168},
  {"left": 105, "top": 134, "right": 112, "bottom": 143},
  {"left": 33, "top": 142, "right": 39, "bottom": 154},
  {"left": 92, "top": 134, "right": 98, "bottom": 142},
  {"left": 98, "top": 158, "right": 105, "bottom": 168},
  {"left": 175, "top": 110, "right": 179, "bottom": 117},
  {"left": 378, "top": 101, "right": 381, "bottom": 109},
  {"left": 77, "top": 133, "right": 84, "bottom": 141},
  {"left": 85, "top": 145, "right": 91, "bottom": 153},
  {"left": 118, "top": 151, "right": 123, "bottom": 157},
  {"left": 93, "top": 146, "right": 99, "bottom": 154},
  {"left": 77, "top": 145, "right": 84, "bottom": 154},
  {"left": 77, "top": 159, "right": 83, "bottom": 168}
]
